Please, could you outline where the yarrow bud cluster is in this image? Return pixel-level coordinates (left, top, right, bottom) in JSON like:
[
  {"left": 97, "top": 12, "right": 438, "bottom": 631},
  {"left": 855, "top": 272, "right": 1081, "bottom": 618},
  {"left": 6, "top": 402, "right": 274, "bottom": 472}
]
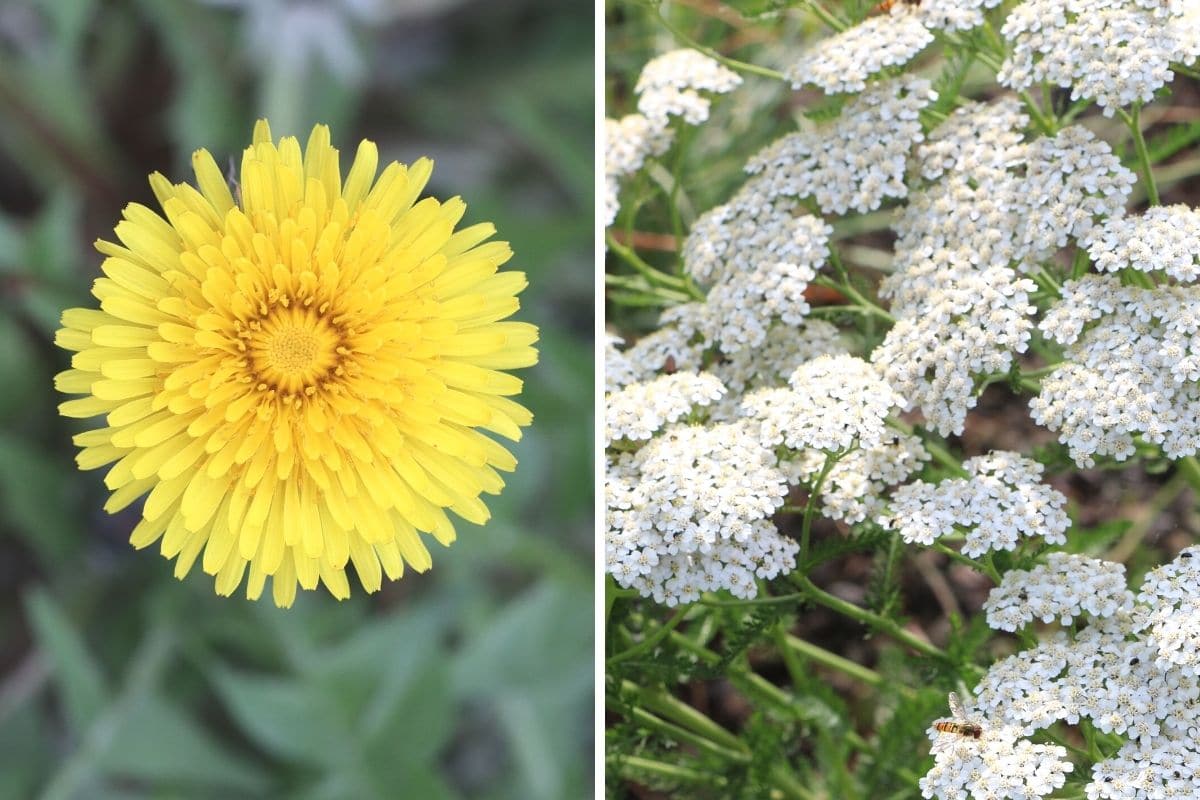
[
  {"left": 876, "top": 118, "right": 1133, "bottom": 435},
  {"left": 883, "top": 452, "right": 1070, "bottom": 557},
  {"left": 682, "top": 184, "right": 830, "bottom": 354}
]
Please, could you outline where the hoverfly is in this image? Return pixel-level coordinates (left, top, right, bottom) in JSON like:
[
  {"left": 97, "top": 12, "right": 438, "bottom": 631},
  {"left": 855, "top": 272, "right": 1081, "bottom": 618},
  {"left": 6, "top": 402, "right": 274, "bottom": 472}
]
[
  {"left": 871, "top": 0, "right": 921, "bottom": 13},
  {"left": 931, "top": 692, "right": 983, "bottom": 752}
]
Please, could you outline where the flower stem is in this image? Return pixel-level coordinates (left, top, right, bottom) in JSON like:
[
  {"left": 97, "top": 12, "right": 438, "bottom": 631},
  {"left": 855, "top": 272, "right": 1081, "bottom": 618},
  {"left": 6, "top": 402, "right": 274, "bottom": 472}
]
[
  {"left": 932, "top": 542, "right": 1000, "bottom": 584},
  {"left": 608, "top": 609, "right": 688, "bottom": 666},
  {"left": 653, "top": 7, "right": 787, "bottom": 82},
  {"left": 609, "top": 755, "right": 729, "bottom": 787},
  {"left": 799, "top": 451, "right": 840, "bottom": 566},
  {"left": 1119, "top": 105, "right": 1160, "bottom": 206},
  {"left": 781, "top": 631, "right": 888, "bottom": 689},
  {"left": 606, "top": 232, "right": 697, "bottom": 293},
  {"left": 792, "top": 574, "right": 950, "bottom": 662}
]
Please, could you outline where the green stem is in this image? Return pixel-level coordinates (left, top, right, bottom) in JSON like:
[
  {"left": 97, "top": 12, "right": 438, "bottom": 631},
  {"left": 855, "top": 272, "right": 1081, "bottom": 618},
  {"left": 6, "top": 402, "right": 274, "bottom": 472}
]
[
  {"left": 608, "top": 609, "right": 688, "bottom": 666},
  {"left": 618, "top": 703, "right": 751, "bottom": 763},
  {"left": 1020, "top": 91, "right": 1056, "bottom": 136},
  {"left": 804, "top": 0, "right": 848, "bottom": 32},
  {"left": 792, "top": 574, "right": 949, "bottom": 662},
  {"left": 1173, "top": 63, "right": 1200, "bottom": 80},
  {"left": 653, "top": 7, "right": 787, "bottom": 82},
  {"left": 609, "top": 755, "right": 728, "bottom": 786},
  {"left": 887, "top": 419, "right": 969, "bottom": 478},
  {"left": 800, "top": 451, "right": 840, "bottom": 566},
  {"left": 932, "top": 542, "right": 1000, "bottom": 584},
  {"left": 1119, "top": 105, "right": 1160, "bottom": 206},
  {"left": 624, "top": 680, "right": 746, "bottom": 752},
  {"left": 606, "top": 233, "right": 695, "bottom": 292},
  {"left": 813, "top": 274, "right": 894, "bottom": 323},
  {"left": 1177, "top": 455, "right": 1200, "bottom": 495},
  {"left": 782, "top": 632, "right": 887, "bottom": 689}
]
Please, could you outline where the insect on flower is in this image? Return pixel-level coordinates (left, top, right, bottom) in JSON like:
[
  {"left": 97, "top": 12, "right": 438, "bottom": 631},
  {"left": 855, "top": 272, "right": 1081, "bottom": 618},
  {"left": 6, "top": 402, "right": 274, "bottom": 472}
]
[
  {"left": 931, "top": 692, "right": 984, "bottom": 753},
  {"left": 871, "top": 0, "right": 921, "bottom": 13}
]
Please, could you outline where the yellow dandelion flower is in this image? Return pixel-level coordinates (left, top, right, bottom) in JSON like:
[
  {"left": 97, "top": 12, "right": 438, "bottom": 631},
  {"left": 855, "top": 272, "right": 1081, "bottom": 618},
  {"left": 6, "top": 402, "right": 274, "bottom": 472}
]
[{"left": 54, "top": 120, "right": 538, "bottom": 607}]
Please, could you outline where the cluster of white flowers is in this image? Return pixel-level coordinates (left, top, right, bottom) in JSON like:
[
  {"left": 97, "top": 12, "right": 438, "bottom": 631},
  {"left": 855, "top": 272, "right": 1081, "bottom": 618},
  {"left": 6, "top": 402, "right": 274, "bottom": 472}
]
[
  {"left": 681, "top": 183, "right": 831, "bottom": 353},
  {"left": 604, "top": 49, "right": 741, "bottom": 226},
  {"left": 1085, "top": 204, "right": 1200, "bottom": 283},
  {"left": 604, "top": 114, "right": 671, "bottom": 226},
  {"left": 605, "top": 423, "right": 797, "bottom": 605},
  {"left": 743, "top": 355, "right": 903, "bottom": 453},
  {"left": 916, "top": 0, "right": 1005, "bottom": 31},
  {"left": 786, "top": 12, "right": 933, "bottom": 95},
  {"left": 877, "top": 120, "right": 1132, "bottom": 435},
  {"left": 958, "top": 548, "right": 1200, "bottom": 799},
  {"left": 780, "top": 433, "right": 930, "bottom": 524},
  {"left": 999, "top": 0, "right": 1200, "bottom": 116},
  {"left": 605, "top": 372, "right": 726, "bottom": 445},
  {"left": 710, "top": 320, "right": 847, "bottom": 402},
  {"left": 1138, "top": 548, "right": 1200, "bottom": 679},
  {"left": 1034, "top": 275, "right": 1200, "bottom": 465},
  {"left": 916, "top": 97, "right": 1029, "bottom": 180},
  {"left": 921, "top": 718, "right": 1073, "bottom": 800},
  {"left": 883, "top": 452, "right": 1069, "bottom": 557},
  {"left": 744, "top": 76, "right": 936, "bottom": 215},
  {"left": 984, "top": 553, "right": 1134, "bottom": 632},
  {"left": 634, "top": 49, "right": 743, "bottom": 126}
]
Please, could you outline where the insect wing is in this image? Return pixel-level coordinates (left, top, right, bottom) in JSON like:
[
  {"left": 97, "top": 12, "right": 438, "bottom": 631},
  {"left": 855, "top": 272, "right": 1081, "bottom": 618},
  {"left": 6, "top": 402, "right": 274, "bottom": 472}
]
[{"left": 947, "top": 691, "right": 968, "bottom": 722}]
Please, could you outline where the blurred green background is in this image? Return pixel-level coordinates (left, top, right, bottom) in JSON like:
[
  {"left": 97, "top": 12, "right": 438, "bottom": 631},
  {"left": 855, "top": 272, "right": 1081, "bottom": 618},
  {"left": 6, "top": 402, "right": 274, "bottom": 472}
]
[{"left": 0, "top": 1, "right": 594, "bottom": 798}]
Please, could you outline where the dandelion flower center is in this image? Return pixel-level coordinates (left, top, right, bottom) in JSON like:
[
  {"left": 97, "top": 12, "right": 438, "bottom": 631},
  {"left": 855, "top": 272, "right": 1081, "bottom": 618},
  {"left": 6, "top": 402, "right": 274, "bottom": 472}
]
[
  {"left": 54, "top": 120, "right": 538, "bottom": 607},
  {"left": 251, "top": 308, "right": 341, "bottom": 394}
]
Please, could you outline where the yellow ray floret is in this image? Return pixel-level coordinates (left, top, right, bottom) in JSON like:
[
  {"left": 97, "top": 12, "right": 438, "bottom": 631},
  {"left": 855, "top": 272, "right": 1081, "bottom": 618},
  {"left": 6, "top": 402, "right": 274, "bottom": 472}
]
[{"left": 55, "top": 120, "right": 538, "bottom": 607}]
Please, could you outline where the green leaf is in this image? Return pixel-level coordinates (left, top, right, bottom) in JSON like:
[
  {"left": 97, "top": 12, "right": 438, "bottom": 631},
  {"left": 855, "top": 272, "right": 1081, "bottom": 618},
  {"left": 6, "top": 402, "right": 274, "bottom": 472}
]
[
  {"left": 210, "top": 667, "right": 348, "bottom": 769},
  {"left": 97, "top": 694, "right": 271, "bottom": 793},
  {"left": 0, "top": 432, "right": 83, "bottom": 564},
  {"left": 452, "top": 582, "right": 592, "bottom": 800},
  {"left": 23, "top": 587, "right": 108, "bottom": 732}
]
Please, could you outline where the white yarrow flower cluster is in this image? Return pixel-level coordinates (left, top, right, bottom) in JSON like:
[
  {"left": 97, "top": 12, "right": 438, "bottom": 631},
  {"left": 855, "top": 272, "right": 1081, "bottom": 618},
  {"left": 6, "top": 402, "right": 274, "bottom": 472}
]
[
  {"left": 883, "top": 452, "right": 1069, "bottom": 557},
  {"left": 779, "top": 433, "right": 930, "bottom": 524},
  {"left": 634, "top": 48, "right": 743, "bottom": 126},
  {"left": 605, "top": 372, "right": 726, "bottom": 446},
  {"left": 984, "top": 553, "right": 1134, "bottom": 632},
  {"left": 876, "top": 121, "right": 1132, "bottom": 435},
  {"left": 745, "top": 76, "right": 936, "bottom": 215},
  {"left": 922, "top": 718, "right": 1073, "bottom": 800},
  {"left": 1034, "top": 275, "right": 1200, "bottom": 465},
  {"left": 786, "top": 12, "right": 933, "bottom": 95},
  {"left": 604, "top": 49, "right": 741, "bottom": 226},
  {"left": 1139, "top": 547, "right": 1200, "bottom": 678},
  {"left": 743, "top": 355, "right": 903, "bottom": 453},
  {"left": 962, "top": 549, "right": 1200, "bottom": 800},
  {"left": 916, "top": 96, "right": 1030, "bottom": 180},
  {"left": 605, "top": 423, "right": 798, "bottom": 605},
  {"left": 916, "top": 0, "right": 1005, "bottom": 31},
  {"left": 1085, "top": 204, "right": 1200, "bottom": 283},
  {"left": 604, "top": 114, "right": 671, "bottom": 226},
  {"left": 999, "top": 0, "right": 1200, "bottom": 116},
  {"left": 680, "top": 179, "right": 832, "bottom": 353}
]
